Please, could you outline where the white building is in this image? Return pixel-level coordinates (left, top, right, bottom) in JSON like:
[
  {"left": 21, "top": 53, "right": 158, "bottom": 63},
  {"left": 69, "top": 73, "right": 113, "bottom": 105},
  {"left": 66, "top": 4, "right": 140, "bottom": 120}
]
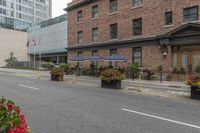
[
  {"left": 0, "top": 27, "right": 28, "bottom": 66},
  {"left": 28, "top": 14, "right": 67, "bottom": 65},
  {"left": 0, "top": 0, "right": 52, "bottom": 31}
]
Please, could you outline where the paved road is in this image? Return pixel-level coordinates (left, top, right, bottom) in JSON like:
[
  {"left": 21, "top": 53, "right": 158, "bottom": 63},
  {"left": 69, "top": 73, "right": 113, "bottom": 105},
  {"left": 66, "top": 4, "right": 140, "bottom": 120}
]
[{"left": 0, "top": 73, "right": 199, "bottom": 133}]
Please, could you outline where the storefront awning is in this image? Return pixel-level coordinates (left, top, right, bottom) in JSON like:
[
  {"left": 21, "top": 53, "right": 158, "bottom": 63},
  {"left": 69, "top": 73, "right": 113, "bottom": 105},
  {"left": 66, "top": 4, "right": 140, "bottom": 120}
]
[{"left": 29, "top": 48, "right": 67, "bottom": 55}]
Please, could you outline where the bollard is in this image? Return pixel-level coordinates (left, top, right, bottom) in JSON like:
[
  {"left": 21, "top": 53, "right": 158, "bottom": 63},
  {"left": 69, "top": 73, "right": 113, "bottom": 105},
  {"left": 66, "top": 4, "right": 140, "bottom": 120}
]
[
  {"left": 73, "top": 71, "right": 76, "bottom": 84},
  {"left": 138, "top": 74, "right": 142, "bottom": 92}
]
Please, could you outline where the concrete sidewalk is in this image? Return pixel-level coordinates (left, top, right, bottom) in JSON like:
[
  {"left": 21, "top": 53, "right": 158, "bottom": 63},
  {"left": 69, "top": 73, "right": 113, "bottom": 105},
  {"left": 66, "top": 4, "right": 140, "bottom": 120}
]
[
  {"left": 64, "top": 75, "right": 191, "bottom": 100},
  {"left": 65, "top": 75, "right": 188, "bottom": 89},
  {"left": 0, "top": 68, "right": 186, "bottom": 85}
]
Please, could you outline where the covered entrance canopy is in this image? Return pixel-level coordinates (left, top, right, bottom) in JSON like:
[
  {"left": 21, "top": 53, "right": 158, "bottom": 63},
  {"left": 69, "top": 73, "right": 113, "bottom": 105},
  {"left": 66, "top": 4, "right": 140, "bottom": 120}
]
[{"left": 159, "top": 23, "right": 200, "bottom": 73}]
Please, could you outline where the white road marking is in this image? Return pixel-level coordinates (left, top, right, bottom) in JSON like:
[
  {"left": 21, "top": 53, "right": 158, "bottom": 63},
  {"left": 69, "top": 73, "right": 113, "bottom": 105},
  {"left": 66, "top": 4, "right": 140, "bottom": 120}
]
[
  {"left": 122, "top": 108, "right": 200, "bottom": 129},
  {"left": 124, "top": 86, "right": 135, "bottom": 89},
  {"left": 25, "top": 80, "right": 35, "bottom": 83},
  {"left": 18, "top": 84, "right": 40, "bottom": 90}
]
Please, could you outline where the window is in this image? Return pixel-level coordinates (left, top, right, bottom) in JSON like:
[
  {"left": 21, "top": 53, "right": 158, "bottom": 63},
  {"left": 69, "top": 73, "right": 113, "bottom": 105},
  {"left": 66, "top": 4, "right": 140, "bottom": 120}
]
[
  {"left": 3, "top": 0, "right": 6, "bottom": 6},
  {"left": 183, "top": 6, "right": 198, "bottom": 22},
  {"left": 133, "top": 18, "right": 142, "bottom": 36},
  {"left": 92, "top": 28, "right": 98, "bottom": 42},
  {"left": 133, "top": 0, "right": 143, "bottom": 7},
  {"left": 110, "top": 49, "right": 118, "bottom": 67},
  {"left": 77, "top": 31, "right": 83, "bottom": 44},
  {"left": 77, "top": 51, "right": 83, "bottom": 67},
  {"left": 110, "top": 0, "right": 117, "bottom": 13},
  {"left": 3, "top": 9, "right": 6, "bottom": 15},
  {"left": 110, "top": 23, "right": 118, "bottom": 39},
  {"left": 92, "top": 50, "right": 98, "bottom": 67},
  {"left": 92, "top": 5, "right": 98, "bottom": 18},
  {"left": 132, "top": 48, "right": 142, "bottom": 67},
  {"left": 77, "top": 10, "right": 83, "bottom": 22},
  {"left": 165, "top": 11, "right": 172, "bottom": 25}
]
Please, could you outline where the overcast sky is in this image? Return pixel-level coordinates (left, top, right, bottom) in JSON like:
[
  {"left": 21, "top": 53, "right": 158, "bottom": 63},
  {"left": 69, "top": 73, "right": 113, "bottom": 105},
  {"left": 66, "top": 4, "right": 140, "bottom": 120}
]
[{"left": 52, "top": 0, "right": 72, "bottom": 17}]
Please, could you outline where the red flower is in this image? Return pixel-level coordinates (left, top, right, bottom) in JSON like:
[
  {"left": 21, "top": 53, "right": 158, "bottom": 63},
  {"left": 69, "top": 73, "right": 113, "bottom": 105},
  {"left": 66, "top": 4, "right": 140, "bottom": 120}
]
[
  {"left": 15, "top": 108, "right": 21, "bottom": 114},
  {"left": 7, "top": 104, "right": 14, "bottom": 111}
]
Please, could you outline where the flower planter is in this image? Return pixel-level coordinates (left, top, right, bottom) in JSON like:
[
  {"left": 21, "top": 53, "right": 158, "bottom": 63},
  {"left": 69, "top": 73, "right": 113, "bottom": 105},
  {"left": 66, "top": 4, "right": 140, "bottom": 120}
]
[
  {"left": 51, "top": 74, "right": 64, "bottom": 81},
  {"left": 101, "top": 80, "right": 121, "bottom": 89},
  {"left": 191, "top": 85, "right": 200, "bottom": 99}
]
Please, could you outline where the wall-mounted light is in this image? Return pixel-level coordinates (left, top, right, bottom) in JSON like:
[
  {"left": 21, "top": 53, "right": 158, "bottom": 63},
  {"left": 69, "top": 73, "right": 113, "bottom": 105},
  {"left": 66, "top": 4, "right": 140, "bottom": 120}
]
[
  {"left": 159, "top": 38, "right": 169, "bottom": 59},
  {"left": 163, "top": 52, "right": 167, "bottom": 56}
]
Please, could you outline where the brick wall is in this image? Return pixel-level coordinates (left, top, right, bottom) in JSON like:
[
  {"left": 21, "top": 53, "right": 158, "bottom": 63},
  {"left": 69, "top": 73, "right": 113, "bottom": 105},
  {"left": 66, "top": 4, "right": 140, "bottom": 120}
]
[
  {"left": 68, "top": 45, "right": 172, "bottom": 71},
  {"left": 142, "top": 45, "right": 172, "bottom": 71},
  {"left": 67, "top": 0, "right": 200, "bottom": 47}
]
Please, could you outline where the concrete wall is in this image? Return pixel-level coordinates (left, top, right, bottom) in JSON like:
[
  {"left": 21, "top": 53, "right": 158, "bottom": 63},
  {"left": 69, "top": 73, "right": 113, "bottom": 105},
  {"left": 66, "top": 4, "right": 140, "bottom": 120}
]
[
  {"left": 28, "top": 20, "right": 67, "bottom": 54},
  {"left": 0, "top": 28, "right": 28, "bottom": 66}
]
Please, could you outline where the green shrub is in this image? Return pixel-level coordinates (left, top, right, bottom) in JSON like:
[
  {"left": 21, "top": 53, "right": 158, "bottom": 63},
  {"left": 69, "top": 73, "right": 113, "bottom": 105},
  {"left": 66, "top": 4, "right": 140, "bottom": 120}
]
[
  {"left": 130, "top": 63, "right": 139, "bottom": 74},
  {"left": 195, "top": 64, "right": 200, "bottom": 76},
  {"left": 59, "top": 63, "right": 68, "bottom": 70},
  {"left": 157, "top": 64, "right": 163, "bottom": 72},
  {"left": 166, "top": 74, "right": 172, "bottom": 81},
  {"left": 41, "top": 62, "right": 53, "bottom": 69}
]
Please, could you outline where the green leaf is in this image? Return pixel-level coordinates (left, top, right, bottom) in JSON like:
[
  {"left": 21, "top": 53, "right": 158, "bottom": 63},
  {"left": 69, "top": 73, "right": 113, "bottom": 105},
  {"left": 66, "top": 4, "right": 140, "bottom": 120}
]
[
  {"left": 7, "top": 100, "right": 15, "bottom": 105},
  {"left": 0, "top": 109, "right": 6, "bottom": 115},
  {"left": 11, "top": 116, "right": 20, "bottom": 126},
  {"left": 0, "top": 123, "right": 9, "bottom": 132}
]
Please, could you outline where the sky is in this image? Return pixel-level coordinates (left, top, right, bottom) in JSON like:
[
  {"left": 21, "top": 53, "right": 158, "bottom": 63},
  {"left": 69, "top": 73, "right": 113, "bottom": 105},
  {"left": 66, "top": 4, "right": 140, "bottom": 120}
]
[{"left": 52, "top": 0, "right": 72, "bottom": 17}]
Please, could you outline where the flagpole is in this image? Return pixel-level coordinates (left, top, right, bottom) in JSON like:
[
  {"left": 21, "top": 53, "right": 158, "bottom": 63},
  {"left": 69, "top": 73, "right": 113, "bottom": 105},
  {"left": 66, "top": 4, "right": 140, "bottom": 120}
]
[
  {"left": 34, "top": 44, "right": 35, "bottom": 69},
  {"left": 39, "top": 37, "right": 41, "bottom": 68},
  {"left": 28, "top": 47, "right": 30, "bottom": 68},
  {"left": 27, "top": 39, "right": 31, "bottom": 68}
]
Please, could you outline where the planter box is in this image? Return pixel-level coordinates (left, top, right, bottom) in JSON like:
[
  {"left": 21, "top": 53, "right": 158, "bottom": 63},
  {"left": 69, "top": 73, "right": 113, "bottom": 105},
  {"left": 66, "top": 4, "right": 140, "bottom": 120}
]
[
  {"left": 51, "top": 74, "right": 64, "bottom": 81},
  {"left": 191, "top": 85, "right": 200, "bottom": 99},
  {"left": 101, "top": 80, "right": 121, "bottom": 89}
]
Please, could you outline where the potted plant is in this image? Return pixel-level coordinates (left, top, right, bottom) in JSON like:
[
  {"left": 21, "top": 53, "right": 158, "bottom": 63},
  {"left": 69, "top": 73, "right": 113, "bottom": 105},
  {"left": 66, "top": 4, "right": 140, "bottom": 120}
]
[
  {"left": 166, "top": 74, "right": 172, "bottom": 81},
  {"left": 186, "top": 64, "right": 200, "bottom": 99},
  {"left": 0, "top": 97, "right": 30, "bottom": 133},
  {"left": 186, "top": 75, "right": 200, "bottom": 99},
  {"left": 50, "top": 68, "right": 65, "bottom": 81},
  {"left": 59, "top": 63, "right": 69, "bottom": 75},
  {"left": 100, "top": 69, "right": 126, "bottom": 89},
  {"left": 172, "top": 67, "right": 178, "bottom": 74}
]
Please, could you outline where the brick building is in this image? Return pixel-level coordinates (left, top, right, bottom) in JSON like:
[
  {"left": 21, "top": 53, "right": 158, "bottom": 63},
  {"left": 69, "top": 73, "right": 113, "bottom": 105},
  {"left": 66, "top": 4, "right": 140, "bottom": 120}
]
[{"left": 65, "top": 0, "right": 200, "bottom": 78}]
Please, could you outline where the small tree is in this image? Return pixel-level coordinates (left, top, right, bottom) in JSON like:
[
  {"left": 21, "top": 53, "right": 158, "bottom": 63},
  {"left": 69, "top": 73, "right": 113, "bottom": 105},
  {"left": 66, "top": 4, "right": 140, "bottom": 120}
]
[
  {"left": 4, "top": 52, "right": 18, "bottom": 67},
  {"left": 157, "top": 64, "right": 163, "bottom": 83},
  {"left": 130, "top": 63, "right": 139, "bottom": 80},
  {"left": 195, "top": 64, "right": 200, "bottom": 77}
]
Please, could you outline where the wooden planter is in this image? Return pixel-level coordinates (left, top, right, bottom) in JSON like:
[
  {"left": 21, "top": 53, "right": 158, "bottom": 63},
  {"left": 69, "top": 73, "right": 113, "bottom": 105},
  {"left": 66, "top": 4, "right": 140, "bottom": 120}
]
[
  {"left": 101, "top": 80, "right": 122, "bottom": 89},
  {"left": 51, "top": 74, "right": 64, "bottom": 81},
  {"left": 191, "top": 85, "right": 200, "bottom": 99}
]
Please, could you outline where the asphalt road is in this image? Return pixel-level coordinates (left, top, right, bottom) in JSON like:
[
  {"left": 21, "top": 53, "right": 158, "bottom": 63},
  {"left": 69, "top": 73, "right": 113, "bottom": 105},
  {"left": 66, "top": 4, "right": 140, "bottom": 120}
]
[{"left": 0, "top": 73, "right": 199, "bottom": 133}]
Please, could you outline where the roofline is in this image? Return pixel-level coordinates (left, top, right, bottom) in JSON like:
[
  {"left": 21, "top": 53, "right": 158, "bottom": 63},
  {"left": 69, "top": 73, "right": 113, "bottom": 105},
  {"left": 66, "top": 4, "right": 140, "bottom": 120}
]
[
  {"left": 158, "top": 22, "right": 200, "bottom": 38},
  {"left": 67, "top": 36, "right": 159, "bottom": 51},
  {"left": 64, "top": 0, "right": 99, "bottom": 12}
]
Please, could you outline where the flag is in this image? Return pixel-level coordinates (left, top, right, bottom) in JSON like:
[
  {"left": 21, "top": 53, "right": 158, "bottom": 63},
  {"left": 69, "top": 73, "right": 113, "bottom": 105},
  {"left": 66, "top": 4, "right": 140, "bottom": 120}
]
[
  {"left": 32, "top": 38, "right": 36, "bottom": 46},
  {"left": 26, "top": 40, "right": 29, "bottom": 47}
]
